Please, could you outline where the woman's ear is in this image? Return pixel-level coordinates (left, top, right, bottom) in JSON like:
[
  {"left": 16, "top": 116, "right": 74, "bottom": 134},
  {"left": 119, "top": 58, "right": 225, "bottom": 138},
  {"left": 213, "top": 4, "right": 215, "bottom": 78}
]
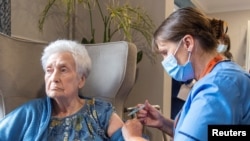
[
  {"left": 78, "top": 75, "right": 86, "bottom": 89},
  {"left": 183, "top": 34, "right": 194, "bottom": 52}
]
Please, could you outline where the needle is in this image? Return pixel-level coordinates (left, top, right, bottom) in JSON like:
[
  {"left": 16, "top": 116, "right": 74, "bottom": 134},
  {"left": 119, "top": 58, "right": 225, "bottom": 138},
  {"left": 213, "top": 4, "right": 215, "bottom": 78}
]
[{"left": 127, "top": 104, "right": 145, "bottom": 116}]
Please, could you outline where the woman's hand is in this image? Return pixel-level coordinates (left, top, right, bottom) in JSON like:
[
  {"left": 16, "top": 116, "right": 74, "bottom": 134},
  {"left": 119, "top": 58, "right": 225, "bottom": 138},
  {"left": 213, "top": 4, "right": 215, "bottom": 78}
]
[
  {"left": 122, "top": 118, "right": 147, "bottom": 141},
  {"left": 136, "top": 100, "right": 164, "bottom": 129},
  {"left": 137, "top": 100, "right": 174, "bottom": 137}
]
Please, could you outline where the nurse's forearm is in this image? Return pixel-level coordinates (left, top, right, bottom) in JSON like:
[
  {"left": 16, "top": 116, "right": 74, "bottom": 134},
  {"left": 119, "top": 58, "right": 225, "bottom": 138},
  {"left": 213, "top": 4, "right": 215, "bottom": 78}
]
[{"left": 158, "top": 117, "right": 174, "bottom": 137}]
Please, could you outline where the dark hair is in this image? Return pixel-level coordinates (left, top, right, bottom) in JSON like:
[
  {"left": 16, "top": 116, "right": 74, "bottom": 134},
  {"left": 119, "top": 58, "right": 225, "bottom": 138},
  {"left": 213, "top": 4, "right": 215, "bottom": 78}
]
[
  {"left": 152, "top": 7, "right": 217, "bottom": 53},
  {"left": 222, "top": 34, "right": 233, "bottom": 59},
  {"left": 210, "top": 19, "right": 225, "bottom": 40},
  {"left": 210, "top": 18, "right": 233, "bottom": 59}
]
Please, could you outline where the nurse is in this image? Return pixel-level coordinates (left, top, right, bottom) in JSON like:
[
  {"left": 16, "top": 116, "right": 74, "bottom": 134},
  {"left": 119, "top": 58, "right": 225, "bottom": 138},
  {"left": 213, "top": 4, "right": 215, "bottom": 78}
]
[{"left": 122, "top": 7, "right": 250, "bottom": 141}]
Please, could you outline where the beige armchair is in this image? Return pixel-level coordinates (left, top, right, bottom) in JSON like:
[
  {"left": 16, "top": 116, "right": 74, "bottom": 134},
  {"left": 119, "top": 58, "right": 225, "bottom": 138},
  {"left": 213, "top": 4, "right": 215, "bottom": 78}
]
[{"left": 0, "top": 33, "right": 137, "bottom": 119}]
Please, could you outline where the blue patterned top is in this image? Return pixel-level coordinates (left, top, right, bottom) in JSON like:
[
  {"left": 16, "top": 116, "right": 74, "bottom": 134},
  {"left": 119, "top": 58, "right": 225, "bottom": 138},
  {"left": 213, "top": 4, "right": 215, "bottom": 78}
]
[{"left": 47, "top": 97, "right": 114, "bottom": 141}]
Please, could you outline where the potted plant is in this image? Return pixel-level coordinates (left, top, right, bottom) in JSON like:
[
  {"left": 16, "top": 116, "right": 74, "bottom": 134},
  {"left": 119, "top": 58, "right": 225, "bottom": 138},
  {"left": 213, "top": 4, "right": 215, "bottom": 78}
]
[{"left": 38, "top": 0, "right": 156, "bottom": 63}]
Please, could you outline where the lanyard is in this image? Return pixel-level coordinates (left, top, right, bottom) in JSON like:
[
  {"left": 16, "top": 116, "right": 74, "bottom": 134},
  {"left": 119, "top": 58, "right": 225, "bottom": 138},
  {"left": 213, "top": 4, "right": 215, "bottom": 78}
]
[
  {"left": 199, "top": 54, "right": 223, "bottom": 79},
  {"left": 174, "top": 54, "right": 224, "bottom": 130}
]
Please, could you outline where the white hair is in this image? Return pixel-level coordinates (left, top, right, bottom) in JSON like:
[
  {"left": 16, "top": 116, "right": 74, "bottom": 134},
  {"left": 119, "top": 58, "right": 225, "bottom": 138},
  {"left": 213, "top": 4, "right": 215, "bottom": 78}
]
[{"left": 41, "top": 39, "right": 92, "bottom": 78}]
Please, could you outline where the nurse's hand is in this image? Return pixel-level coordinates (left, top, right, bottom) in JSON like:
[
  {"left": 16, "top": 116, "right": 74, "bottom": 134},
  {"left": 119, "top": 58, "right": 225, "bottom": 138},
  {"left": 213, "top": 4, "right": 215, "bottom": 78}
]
[
  {"left": 122, "top": 118, "right": 146, "bottom": 141},
  {"left": 136, "top": 100, "right": 164, "bottom": 129}
]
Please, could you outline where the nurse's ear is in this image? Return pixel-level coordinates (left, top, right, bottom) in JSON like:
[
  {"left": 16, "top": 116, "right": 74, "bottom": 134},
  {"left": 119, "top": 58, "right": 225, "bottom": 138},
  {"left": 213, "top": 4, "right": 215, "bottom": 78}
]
[{"left": 183, "top": 34, "right": 195, "bottom": 52}]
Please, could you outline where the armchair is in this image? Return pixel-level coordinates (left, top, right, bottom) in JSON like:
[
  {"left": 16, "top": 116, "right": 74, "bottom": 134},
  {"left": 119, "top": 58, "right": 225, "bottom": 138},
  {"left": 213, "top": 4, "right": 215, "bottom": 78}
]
[{"left": 0, "top": 33, "right": 137, "bottom": 119}]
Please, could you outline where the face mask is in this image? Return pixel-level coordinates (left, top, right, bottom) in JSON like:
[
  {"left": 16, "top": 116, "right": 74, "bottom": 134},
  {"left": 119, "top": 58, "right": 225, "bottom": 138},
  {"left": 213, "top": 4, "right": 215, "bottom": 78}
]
[
  {"left": 217, "top": 44, "right": 228, "bottom": 53},
  {"left": 161, "top": 39, "right": 195, "bottom": 82}
]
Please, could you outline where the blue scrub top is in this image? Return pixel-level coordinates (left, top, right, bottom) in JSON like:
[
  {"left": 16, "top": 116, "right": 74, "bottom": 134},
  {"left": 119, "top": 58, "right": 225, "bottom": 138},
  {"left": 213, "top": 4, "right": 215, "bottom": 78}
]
[{"left": 174, "top": 60, "right": 250, "bottom": 141}]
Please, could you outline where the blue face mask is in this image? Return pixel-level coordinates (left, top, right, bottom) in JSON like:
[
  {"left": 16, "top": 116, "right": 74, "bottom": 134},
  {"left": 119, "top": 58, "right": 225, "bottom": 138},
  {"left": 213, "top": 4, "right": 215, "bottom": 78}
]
[
  {"left": 217, "top": 44, "right": 228, "bottom": 53},
  {"left": 161, "top": 39, "right": 195, "bottom": 82}
]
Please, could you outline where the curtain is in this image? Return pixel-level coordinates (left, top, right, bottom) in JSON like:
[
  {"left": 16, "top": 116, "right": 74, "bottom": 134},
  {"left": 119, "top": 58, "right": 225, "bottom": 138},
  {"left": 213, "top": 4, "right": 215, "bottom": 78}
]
[{"left": 0, "top": 0, "right": 11, "bottom": 35}]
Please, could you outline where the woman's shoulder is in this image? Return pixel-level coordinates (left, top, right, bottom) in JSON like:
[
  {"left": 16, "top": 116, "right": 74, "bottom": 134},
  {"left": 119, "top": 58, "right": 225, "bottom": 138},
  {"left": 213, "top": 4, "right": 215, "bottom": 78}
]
[
  {"left": 2, "top": 97, "right": 50, "bottom": 121},
  {"left": 23, "top": 97, "right": 49, "bottom": 108},
  {"left": 10, "top": 97, "right": 47, "bottom": 110},
  {"left": 201, "top": 61, "right": 248, "bottom": 82},
  {"left": 81, "top": 96, "right": 114, "bottom": 129},
  {"left": 84, "top": 96, "right": 113, "bottom": 109}
]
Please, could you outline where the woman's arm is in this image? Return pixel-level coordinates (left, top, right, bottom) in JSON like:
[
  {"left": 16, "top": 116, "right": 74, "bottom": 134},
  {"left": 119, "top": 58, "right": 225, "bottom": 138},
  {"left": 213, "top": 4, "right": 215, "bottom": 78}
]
[
  {"left": 107, "top": 112, "right": 124, "bottom": 137},
  {"left": 158, "top": 117, "right": 174, "bottom": 137}
]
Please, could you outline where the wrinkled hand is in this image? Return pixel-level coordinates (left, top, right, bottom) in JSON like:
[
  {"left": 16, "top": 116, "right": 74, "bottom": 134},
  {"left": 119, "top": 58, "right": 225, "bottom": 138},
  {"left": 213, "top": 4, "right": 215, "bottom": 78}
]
[
  {"left": 136, "top": 100, "right": 163, "bottom": 129},
  {"left": 122, "top": 118, "right": 144, "bottom": 141}
]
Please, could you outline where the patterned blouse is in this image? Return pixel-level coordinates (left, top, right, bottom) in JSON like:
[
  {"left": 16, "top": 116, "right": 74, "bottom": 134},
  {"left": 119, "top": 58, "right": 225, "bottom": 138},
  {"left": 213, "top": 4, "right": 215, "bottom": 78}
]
[{"left": 46, "top": 97, "right": 114, "bottom": 141}]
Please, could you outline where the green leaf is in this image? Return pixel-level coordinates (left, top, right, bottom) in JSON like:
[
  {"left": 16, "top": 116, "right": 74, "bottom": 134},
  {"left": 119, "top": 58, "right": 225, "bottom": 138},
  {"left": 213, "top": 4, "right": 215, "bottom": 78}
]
[
  {"left": 90, "top": 38, "right": 95, "bottom": 44},
  {"left": 39, "top": 0, "right": 156, "bottom": 64},
  {"left": 81, "top": 37, "right": 90, "bottom": 44},
  {"left": 137, "top": 50, "right": 143, "bottom": 64}
]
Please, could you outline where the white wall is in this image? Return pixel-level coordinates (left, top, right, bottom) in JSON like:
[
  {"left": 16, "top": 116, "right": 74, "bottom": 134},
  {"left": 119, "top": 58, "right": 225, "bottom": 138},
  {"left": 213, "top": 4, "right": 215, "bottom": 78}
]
[{"left": 208, "top": 10, "right": 250, "bottom": 68}]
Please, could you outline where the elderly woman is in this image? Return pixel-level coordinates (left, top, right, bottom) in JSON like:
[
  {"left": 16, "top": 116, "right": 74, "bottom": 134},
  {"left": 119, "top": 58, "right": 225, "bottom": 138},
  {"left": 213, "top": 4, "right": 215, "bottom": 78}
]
[
  {"left": 123, "top": 7, "right": 250, "bottom": 141},
  {"left": 0, "top": 39, "right": 124, "bottom": 140}
]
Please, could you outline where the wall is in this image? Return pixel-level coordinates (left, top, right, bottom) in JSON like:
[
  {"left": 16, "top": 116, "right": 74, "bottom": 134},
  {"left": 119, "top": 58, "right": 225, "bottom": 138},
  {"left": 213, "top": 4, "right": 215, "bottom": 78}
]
[
  {"left": 208, "top": 10, "right": 250, "bottom": 68},
  {"left": 11, "top": 0, "right": 69, "bottom": 41}
]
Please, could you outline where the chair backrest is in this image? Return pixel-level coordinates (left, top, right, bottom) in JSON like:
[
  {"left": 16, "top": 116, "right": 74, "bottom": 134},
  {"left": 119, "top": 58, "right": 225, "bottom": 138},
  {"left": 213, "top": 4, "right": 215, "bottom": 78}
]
[
  {"left": 81, "top": 42, "right": 137, "bottom": 117},
  {"left": 0, "top": 33, "right": 137, "bottom": 119}
]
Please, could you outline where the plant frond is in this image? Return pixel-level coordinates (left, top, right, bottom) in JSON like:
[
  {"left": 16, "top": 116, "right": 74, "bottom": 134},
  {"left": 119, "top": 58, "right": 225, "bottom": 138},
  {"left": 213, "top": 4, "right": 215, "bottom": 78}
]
[
  {"left": 39, "top": 0, "right": 156, "bottom": 63},
  {"left": 38, "top": 0, "right": 58, "bottom": 31}
]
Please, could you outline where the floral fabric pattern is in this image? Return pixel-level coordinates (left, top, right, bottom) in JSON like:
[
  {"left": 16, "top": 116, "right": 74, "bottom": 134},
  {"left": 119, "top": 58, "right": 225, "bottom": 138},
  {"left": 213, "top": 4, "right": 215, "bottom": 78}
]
[{"left": 47, "top": 98, "right": 114, "bottom": 141}]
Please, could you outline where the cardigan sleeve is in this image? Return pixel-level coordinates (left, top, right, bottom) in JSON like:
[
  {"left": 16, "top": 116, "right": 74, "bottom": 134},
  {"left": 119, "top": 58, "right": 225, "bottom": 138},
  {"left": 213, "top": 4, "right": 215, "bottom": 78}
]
[
  {"left": 0, "top": 97, "right": 51, "bottom": 141},
  {"left": 110, "top": 127, "right": 125, "bottom": 141}
]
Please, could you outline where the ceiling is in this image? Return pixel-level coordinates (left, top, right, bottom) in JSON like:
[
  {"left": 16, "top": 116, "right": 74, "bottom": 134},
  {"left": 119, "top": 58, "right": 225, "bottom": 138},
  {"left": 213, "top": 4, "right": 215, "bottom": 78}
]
[{"left": 175, "top": 0, "right": 250, "bottom": 14}]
